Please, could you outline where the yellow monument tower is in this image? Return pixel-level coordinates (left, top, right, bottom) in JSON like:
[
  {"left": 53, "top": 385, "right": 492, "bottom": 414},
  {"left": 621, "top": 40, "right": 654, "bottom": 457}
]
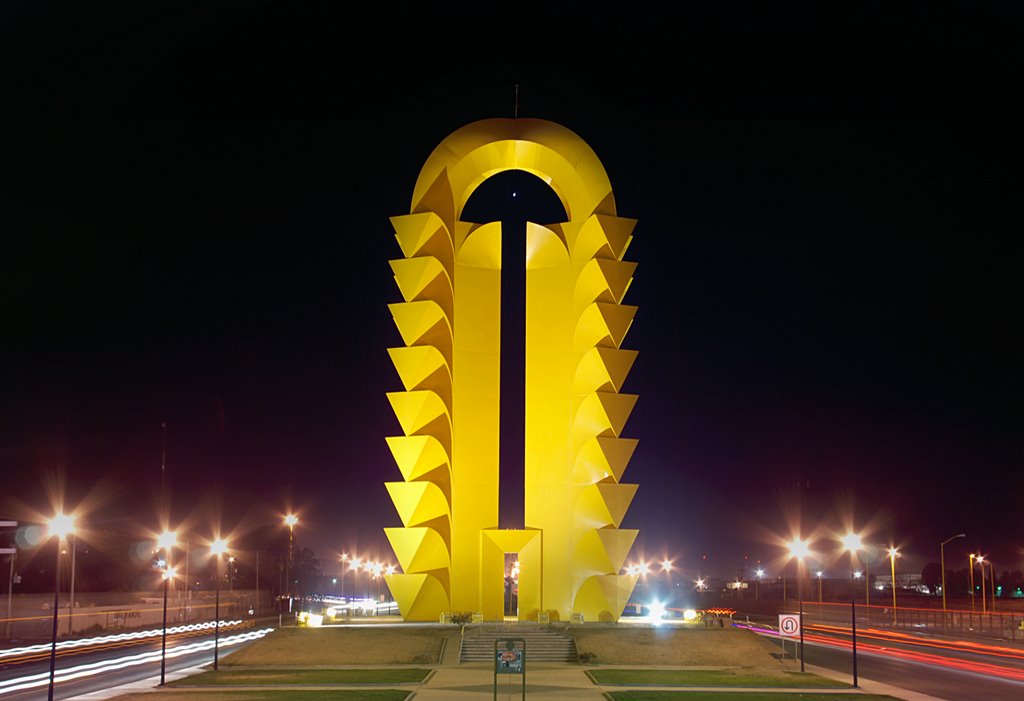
[{"left": 384, "top": 118, "right": 640, "bottom": 622}]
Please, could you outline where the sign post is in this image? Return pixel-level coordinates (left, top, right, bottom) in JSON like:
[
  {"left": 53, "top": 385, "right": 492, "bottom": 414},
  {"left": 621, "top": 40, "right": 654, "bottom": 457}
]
[
  {"left": 779, "top": 613, "right": 800, "bottom": 663},
  {"left": 494, "top": 637, "right": 526, "bottom": 701}
]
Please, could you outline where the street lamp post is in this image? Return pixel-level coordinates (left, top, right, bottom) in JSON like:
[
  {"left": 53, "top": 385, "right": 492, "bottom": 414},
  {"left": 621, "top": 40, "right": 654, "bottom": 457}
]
[
  {"left": 340, "top": 553, "right": 348, "bottom": 603},
  {"left": 842, "top": 533, "right": 862, "bottom": 689},
  {"left": 987, "top": 560, "right": 996, "bottom": 613},
  {"left": 816, "top": 571, "right": 823, "bottom": 604},
  {"left": 788, "top": 539, "right": 809, "bottom": 674},
  {"left": 284, "top": 515, "right": 298, "bottom": 614},
  {"left": 968, "top": 553, "right": 976, "bottom": 613},
  {"left": 977, "top": 555, "right": 987, "bottom": 614},
  {"left": 160, "top": 566, "right": 175, "bottom": 684},
  {"left": 887, "top": 547, "right": 899, "bottom": 625},
  {"left": 351, "top": 557, "right": 363, "bottom": 610},
  {"left": 157, "top": 529, "right": 178, "bottom": 686},
  {"left": 47, "top": 513, "right": 76, "bottom": 701},
  {"left": 210, "top": 538, "right": 229, "bottom": 671},
  {"left": 67, "top": 534, "right": 76, "bottom": 637},
  {"left": 940, "top": 533, "right": 965, "bottom": 633},
  {"left": 755, "top": 568, "right": 764, "bottom": 601},
  {"left": 864, "top": 551, "right": 870, "bottom": 607}
]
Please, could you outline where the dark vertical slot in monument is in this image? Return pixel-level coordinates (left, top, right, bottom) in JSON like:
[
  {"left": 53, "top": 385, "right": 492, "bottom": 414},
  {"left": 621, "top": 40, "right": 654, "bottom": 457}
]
[
  {"left": 461, "top": 171, "right": 567, "bottom": 530},
  {"left": 499, "top": 213, "right": 527, "bottom": 529}
]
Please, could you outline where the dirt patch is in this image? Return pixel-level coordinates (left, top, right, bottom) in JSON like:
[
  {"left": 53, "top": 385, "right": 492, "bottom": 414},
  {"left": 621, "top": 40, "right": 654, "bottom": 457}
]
[
  {"left": 570, "top": 626, "right": 786, "bottom": 669},
  {"left": 221, "top": 626, "right": 448, "bottom": 666}
]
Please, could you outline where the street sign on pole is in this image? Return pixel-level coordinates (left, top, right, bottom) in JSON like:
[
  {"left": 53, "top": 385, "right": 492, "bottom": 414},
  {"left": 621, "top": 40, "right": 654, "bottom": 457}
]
[{"left": 779, "top": 614, "right": 800, "bottom": 637}]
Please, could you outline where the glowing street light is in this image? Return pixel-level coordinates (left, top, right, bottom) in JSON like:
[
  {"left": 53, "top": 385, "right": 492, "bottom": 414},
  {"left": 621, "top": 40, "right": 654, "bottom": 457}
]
[
  {"left": 156, "top": 529, "right": 179, "bottom": 686},
  {"left": 755, "top": 568, "right": 764, "bottom": 600},
  {"left": 816, "top": 571, "right": 823, "bottom": 604},
  {"left": 887, "top": 547, "right": 899, "bottom": 625},
  {"left": 787, "top": 538, "right": 809, "bottom": 673},
  {"left": 210, "top": 538, "right": 229, "bottom": 671},
  {"left": 842, "top": 533, "right": 863, "bottom": 688},
  {"left": 661, "top": 559, "right": 673, "bottom": 573},
  {"left": 46, "top": 513, "right": 76, "bottom": 701}
]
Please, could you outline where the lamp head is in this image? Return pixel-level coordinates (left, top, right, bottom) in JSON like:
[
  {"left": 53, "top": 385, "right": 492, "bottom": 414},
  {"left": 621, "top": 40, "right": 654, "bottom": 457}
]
[
  {"left": 48, "top": 513, "right": 76, "bottom": 540},
  {"left": 842, "top": 533, "right": 862, "bottom": 552},
  {"left": 788, "top": 538, "right": 810, "bottom": 560},
  {"left": 157, "top": 529, "right": 178, "bottom": 551}
]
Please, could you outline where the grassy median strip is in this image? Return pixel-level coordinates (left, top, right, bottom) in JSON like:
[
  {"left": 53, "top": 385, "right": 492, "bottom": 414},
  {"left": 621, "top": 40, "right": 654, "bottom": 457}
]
[
  {"left": 222, "top": 627, "right": 447, "bottom": 665},
  {"left": 589, "top": 669, "right": 847, "bottom": 687},
  {"left": 607, "top": 693, "right": 902, "bottom": 701},
  {"left": 109, "top": 692, "right": 411, "bottom": 701},
  {"left": 173, "top": 668, "right": 430, "bottom": 686}
]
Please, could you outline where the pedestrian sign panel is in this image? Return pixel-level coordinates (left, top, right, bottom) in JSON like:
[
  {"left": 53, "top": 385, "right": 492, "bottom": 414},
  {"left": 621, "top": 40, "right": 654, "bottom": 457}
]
[{"left": 496, "top": 646, "right": 524, "bottom": 673}]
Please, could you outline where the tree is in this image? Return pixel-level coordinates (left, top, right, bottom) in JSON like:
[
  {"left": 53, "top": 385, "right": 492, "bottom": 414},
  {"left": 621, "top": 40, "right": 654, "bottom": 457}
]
[{"left": 921, "top": 562, "right": 941, "bottom": 591}]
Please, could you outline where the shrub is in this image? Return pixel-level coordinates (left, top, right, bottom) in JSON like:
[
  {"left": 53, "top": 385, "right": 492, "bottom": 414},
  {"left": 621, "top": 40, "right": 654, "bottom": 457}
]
[{"left": 450, "top": 611, "right": 474, "bottom": 625}]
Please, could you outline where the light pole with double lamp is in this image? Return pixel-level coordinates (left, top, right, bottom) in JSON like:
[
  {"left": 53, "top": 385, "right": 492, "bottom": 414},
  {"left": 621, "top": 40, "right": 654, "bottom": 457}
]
[
  {"left": 47, "top": 513, "right": 76, "bottom": 701},
  {"left": 156, "top": 529, "right": 179, "bottom": 685},
  {"left": 842, "top": 533, "right": 863, "bottom": 689},
  {"left": 210, "top": 538, "right": 229, "bottom": 670}
]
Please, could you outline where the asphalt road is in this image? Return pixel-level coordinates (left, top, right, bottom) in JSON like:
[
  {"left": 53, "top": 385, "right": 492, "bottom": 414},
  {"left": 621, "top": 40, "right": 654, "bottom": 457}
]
[
  {"left": 0, "top": 625, "right": 268, "bottom": 701},
  {"left": 763, "top": 629, "right": 1024, "bottom": 701}
]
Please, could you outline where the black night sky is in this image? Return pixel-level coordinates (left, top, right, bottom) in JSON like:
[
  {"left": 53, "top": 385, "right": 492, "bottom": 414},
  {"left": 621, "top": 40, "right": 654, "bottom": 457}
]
[{"left": 2, "top": 6, "right": 1022, "bottom": 587}]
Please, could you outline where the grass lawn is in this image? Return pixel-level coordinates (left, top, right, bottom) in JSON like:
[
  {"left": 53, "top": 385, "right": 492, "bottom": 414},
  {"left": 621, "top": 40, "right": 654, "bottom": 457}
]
[
  {"left": 108, "top": 692, "right": 411, "bottom": 701},
  {"left": 221, "top": 626, "right": 448, "bottom": 665},
  {"left": 572, "top": 626, "right": 783, "bottom": 667},
  {"left": 589, "top": 669, "right": 847, "bottom": 687},
  {"left": 607, "top": 693, "right": 902, "bottom": 701},
  {"left": 174, "top": 668, "right": 430, "bottom": 685}
]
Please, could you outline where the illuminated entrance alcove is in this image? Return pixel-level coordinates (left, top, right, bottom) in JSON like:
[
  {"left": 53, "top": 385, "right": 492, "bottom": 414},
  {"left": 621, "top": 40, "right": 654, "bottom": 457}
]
[{"left": 383, "top": 118, "right": 641, "bottom": 622}]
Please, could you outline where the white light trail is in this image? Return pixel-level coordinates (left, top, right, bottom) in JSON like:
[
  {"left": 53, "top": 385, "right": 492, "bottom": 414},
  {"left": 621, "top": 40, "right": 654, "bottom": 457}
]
[
  {"left": 0, "top": 620, "right": 243, "bottom": 659},
  {"left": 0, "top": 627, "right": 272, "bottom": 695}
]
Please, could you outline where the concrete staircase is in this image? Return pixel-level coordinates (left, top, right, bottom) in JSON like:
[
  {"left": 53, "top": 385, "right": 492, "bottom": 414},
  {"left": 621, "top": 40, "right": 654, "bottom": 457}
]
[{"left": 459, "top": 623, "right": 578, "bottom": 663}]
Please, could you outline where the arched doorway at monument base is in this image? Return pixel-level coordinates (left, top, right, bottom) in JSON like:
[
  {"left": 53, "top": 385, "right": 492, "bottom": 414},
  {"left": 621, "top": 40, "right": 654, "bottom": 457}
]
[{"left": 482, "top": 528, "right": 541, "bottom": 621}]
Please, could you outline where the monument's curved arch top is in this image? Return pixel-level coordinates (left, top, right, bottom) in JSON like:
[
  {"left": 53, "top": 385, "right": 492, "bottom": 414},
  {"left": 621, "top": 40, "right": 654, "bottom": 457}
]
[{"left": 384, "top": 118, "right": 640, "bottom": 622}]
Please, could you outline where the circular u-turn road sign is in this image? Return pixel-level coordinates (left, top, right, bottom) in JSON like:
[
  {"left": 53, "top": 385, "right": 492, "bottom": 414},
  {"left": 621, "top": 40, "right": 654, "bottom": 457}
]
[{"left": 779, "top": 614, "right": 800, "bottom": 637}]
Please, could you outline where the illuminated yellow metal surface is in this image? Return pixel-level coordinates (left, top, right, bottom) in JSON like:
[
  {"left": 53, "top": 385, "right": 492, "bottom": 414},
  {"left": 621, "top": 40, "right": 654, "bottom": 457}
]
[{"left": 385, "top": 118, "right": 639, "bottom": 621}]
